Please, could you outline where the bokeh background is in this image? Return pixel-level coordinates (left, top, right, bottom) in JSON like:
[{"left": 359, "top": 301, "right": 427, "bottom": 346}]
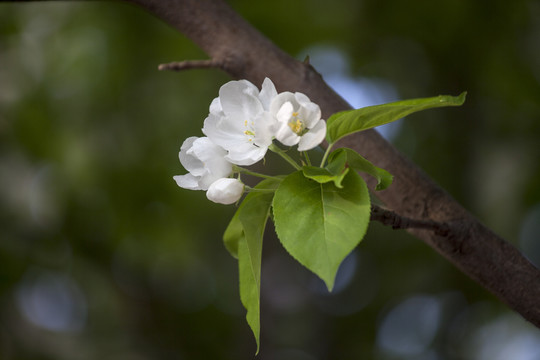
[{"left": 1, "top": 1, "right": 540, "bottom": 359}]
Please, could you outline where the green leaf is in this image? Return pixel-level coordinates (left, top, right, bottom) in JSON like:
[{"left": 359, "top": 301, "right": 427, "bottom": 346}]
[
  {"left": 223, "top": 211, "right": 242, "bottom": 259},
  {"left": 224, "top": 178, "right": 280, "bottom": 354},
  {"left": 302, "top": 148, "right": 349, "bottom": 188},
  {"left": 329, "top": 148, "right": 393, "bottom": 191},
  {"left": 238, "top": 192, "right": 273, "bottom": 354},
  {"left": 272, "top": 170, "right": 371, "bottom": 291},
  {"left": 223, "top": 178, "right": 281, "bottom": 259},
  {"left": 325, "top": 147, "right": 347, "bottom": 174},
  {"left": 326, "top": 92, "right": 467, "bottom": 144},
  {"left": 302, "top": 166, "right": 349, "bottom": 188}
]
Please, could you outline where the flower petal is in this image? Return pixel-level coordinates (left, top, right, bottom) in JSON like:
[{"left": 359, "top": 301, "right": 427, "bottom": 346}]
[
  {"left": 173, "top": 174, "right": 202, "bottom": 190},
  {"left": 190, "top": 137, "right": 225, "bottom": 162},
  {"left": 238, "top": 79, "right": 260, "bottom": 97},
  {"left": 259, "top": 78, "right": 278, "bottom": 111},
  {"left": 190, "top": 137, "right": 232, "bottom": 187},
  {"left": 219, "top": 80, "right": 263, "bottom": 121},
  {"left": 298, "top": 120, "right": 326, "bottom": 151},
  {"left": 275, "top": 122, "right": 300, "bottom": 146},
  {"left": 226, "top": 143, "right": 267, "bottom": 166},
  {"left": 179, "top": 137, "right": 205, "bottom": 175},
  {"left": 254, "top": 111, "right": 277, "bottom": 147},
  {"left": 295, "top": 92, "right": 321, "bottom": 128},
  {"left": 276, "top": 101, "right": 294, "bottom": 124},
  {"left": 202, "top": 113, "right": 244, "bottom": 149},
  {"left": 270, "top": 92, "right": 296, "bottom": 116},
  {"left": 209, "top": 97, "right": 223, "bottom": 116}
]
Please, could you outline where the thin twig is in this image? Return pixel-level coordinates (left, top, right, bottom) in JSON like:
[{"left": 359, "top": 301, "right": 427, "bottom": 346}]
[
  {"left": 158, "top": 59, "right": 223, "bottom": 72},
  {"left": 370, "top": 205, "right": 450, "bottom": 236}
]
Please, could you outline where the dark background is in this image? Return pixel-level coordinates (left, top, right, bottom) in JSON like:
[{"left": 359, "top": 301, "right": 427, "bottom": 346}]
[{"left": 1, "top": 1, "right": 539, "bottom": 359}]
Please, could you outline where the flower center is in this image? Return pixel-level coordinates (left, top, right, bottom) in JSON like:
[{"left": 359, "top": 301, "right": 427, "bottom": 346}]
[
  {"left": 244, "top": 120, "right": 255, "bottom": 142},
  {"left": 288, "top": 112, "right": 307, "bottom": 135}
]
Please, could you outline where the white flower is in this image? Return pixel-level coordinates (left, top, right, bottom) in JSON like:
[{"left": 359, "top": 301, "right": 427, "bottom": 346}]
[
  {"left": 206, "top": 178, "right": 245, "bottom": 204},
  {"left": 173, "top": 136, "right": 232, "bottom": 190},
  {"left": 270, "top": 91, "right": 327, "bottom": 151},
  {"left": 202, "top": 78, "right": 278, "bottom": 166}
]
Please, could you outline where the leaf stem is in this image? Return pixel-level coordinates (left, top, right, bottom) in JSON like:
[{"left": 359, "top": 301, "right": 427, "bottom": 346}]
[
  {"left": 320, "top": 143, "right": 334, "bottom": 168},
  {"left": 233, "top": 165, "right": 282, "bottom": 180},
  {"left": 269, "top": 144, "right": 302, "bottom": 170},
  {"left": 302, "top": 151, "right": 312, "bottom": 166}
]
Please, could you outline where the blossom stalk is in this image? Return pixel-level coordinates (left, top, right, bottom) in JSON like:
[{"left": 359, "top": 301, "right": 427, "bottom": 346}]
[{"left": 268, "top": 144, "right": 301, "bottom": 170}]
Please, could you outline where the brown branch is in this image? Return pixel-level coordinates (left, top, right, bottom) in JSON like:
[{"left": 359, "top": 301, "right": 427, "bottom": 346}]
[
  {"left": 157, "top": 59, "right": 223, "bottom": 72},
  {"left": 2, "top": 0, "right": 539, "bottom": 327},
  {"left": 370, "top": 205, "right": 450, "bottom": 236}
]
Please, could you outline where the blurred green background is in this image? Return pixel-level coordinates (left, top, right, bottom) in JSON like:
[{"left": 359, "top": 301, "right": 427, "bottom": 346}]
[{"left": 1, "top": 1, "right": 539, "bottom": 359}]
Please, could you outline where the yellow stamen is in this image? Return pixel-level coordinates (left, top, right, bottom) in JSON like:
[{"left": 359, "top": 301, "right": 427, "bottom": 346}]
[{"left": 288, "top": 118, "right": 305, "bottom": 134}]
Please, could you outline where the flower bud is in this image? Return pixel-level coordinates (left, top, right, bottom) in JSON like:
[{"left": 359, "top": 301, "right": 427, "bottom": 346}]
[{"left": 206, "top": 178, "right": 245, "bottom": 205}]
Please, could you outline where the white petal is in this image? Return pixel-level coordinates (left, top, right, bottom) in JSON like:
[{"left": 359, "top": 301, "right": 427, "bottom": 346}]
[
  {"left": 204, "top": 159, "right": 233, "bottom": 187},
  {"left": 179, "top": 137, "right": 205, "bottom": 175},
  {"left": 219, "top": 80, "right": 263, "bottom": 121},
  {"left": 173, "top": 174, "right": 202, "bottom": 190},
  {"left": 253, "top": 111, "right": 277, "bottom": 147},
  {"left": 202, "top": 113, "right": 244, "bottom": 150},
  {"left": 276, "top": 101, "right": 294, "bottom": 124},
  {"left": 259, "top": 78, "right": 278, "bottom": 111},
  {"left": 270, "top": 92, "right": 296, "bottom": 116},
  {"left": 294, "top": 92, "right": 312, "bottom": 106},
  {"left": 202, "top": 113, "right": 220, "bottom": 138},
  {"left": 238, "top": 79, "right": 260, "bottom": 97},
  {"left": 298, "top": 120, "right": 326, "bottom": 151},
  {"left": 295, "top": 92, "right": 321, "bottom": 128},
  {"left": 190, "top": 137, "right": 232, "bottom": 188},
  {"left": 226, "top": 144, "right": 267, "bottom": 166},
  {"left": 198, "top": 171, "right": 222, "bottom": 190},
  {"left": 275, "top": 122, "right": 300, "bottom": 146},
  {"left": 209, "top": 97, "right": 223, "bottom": 116},
  {"left": 206, "top": 178, "right": 245, "bottom": 205},
  {"left": 190, "top": 137, "right": 225, "bottom": 162}
]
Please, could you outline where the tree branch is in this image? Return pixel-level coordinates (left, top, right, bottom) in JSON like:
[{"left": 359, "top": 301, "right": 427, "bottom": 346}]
[
  {"left": 370, "top": 205, "right": 450, "bottom": 236},
  {"left": 2, "top": 0, "right": 539, "bottom": 327}
]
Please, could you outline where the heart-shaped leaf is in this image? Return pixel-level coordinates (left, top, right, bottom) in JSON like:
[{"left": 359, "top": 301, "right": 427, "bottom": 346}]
[{"left": 273, "top": 170, "right": 370, "bottom": 291}]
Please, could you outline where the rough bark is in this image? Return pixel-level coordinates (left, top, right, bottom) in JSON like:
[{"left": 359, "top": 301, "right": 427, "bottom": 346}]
[{"left": 2, "top": 0, "right": 539, "bottom": 326}]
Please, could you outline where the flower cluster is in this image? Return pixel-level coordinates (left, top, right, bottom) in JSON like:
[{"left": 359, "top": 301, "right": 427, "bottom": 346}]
[
  {"left": 171, "top": 84, "right": 462, "bottom": 353},
  {"left": 174, "top": 78, "right": 326, "bottom": 204}
]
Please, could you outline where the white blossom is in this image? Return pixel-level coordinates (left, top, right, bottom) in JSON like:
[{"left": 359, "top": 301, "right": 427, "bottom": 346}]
[
  {"left": 202, "top": 79, "right": 277, "bottom": 166},
  {"left": 173, "top": 136, "right": 232, "bottom": 191},
  {"left": 206, "top": 178, "right": 245, "bottom": 204},
  {"left": 270, "top": 91, "right": 327, "bottom": 151}
]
